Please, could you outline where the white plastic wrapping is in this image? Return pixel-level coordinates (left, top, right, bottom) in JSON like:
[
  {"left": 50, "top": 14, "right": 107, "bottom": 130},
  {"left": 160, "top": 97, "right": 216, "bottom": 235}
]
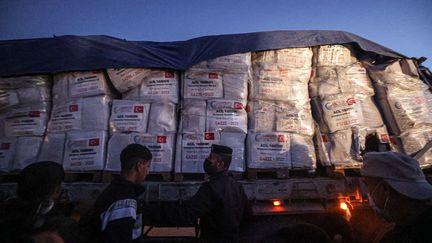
[
  {"left": 206, "top": 100, "right": 247, "bottom": 133},
  {"left": 247, "top": 100, "right": 276, "bottom": 132},
  {"left": 0, "top": 75, "right": 51, "bottom": 89},
  {"left": 290, "top": 134, "right": 316, "bottom": 170},
  {"left": 110, "top": 100, "right": 150, "bottom": 133},
  {"left": 48, "top": 96, "right": 111, "bottom": 133},
  {"left": 253, "top": 48, "right": 313, "bottom": 69},
  {"left": 275, "top": 100, "right": 314, "bottom": 136},
  {"left": 12, "top": 136, "right": 44, "bottom": 170},
  {"left": 107, "top": 68, "right": 151, "bottom": 93},
  {"left": 220, "top": 72, "right": 249, "bottom": 103},
  {"left": 176, "top": 132, "right": 220, "bottom": 173},
  {"left": 183, "top": 70, "right": 223, "bottom": 99},
  {"left": 4, "top": 102, "right": 50, "bottom": 136},
  {"left": 220, "top": 131, "right": 246, "bottom": 172},
  {"left": 63, "top": 130, "right": 108, "bottom": 171},
  {"left": 180, "top": 99, "right": 207, "bottom": 132},
  {"left": 106, "top": 133, "right": 175, "bottom": 172},
  {"left": 0, "top": 137, "right": 16, "bottom": 172},
  {"left": 0, "top": 86, "right": 50, "bottom": 110},
  {"left": 53, "top": 71, "right": 111, "bottom": 103},
  {"left": 148, "top": 102, "right": 177, "bottom": 133},
  {"left": 315, "top": 45, "right": 356, "bottom": 67},
  {"left": 399, "top": 126, "right": 432, "bottom": 168},
  {"left": 251, "top": 67, "right": 310, "bottom": 101},
  {"left": 207, "top": 52, "right": 251, "bottom": 71},
  {"left": 310, "top": 62, "right": 375, "bottom": 98},
  {"left": 122, "top": 70, "right": 180, "bottom": 104},
  {"left": 37, "top": 133, "right": 66, "bottom": 165},
  {"left": 247, "top": 132, "right": 291, "bottom": 169}
]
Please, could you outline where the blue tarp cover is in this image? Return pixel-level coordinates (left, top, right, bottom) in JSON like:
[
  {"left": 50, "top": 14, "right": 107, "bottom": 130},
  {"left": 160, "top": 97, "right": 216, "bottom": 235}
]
[{"left": 0, "top": 30, "right": 406, "bottom": 77}]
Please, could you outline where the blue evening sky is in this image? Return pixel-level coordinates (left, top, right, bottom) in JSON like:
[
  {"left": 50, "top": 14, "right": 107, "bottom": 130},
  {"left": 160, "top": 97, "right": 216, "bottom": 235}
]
[{"left": 1, "top": 0, "right": 431, "bottom": 67}]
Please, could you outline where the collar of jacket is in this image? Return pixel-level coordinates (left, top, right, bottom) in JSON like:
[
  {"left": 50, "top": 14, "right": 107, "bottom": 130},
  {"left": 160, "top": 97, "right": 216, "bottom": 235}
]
[
  {"left": 113, "top": 177, "right": 146, "bottom": 196},
  {"left": 209, "top": 170, "right": 229, "bottom": 180}
]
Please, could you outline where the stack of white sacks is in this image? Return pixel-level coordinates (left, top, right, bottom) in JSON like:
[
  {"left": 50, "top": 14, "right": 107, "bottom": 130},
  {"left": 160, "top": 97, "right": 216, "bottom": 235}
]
[
  {"left": 310, "top": 45, "right": 389, "bottom": 168},
  {"left": 105, "top": 69, "right": 178, "bottom": 173},
  {"left": 248, "top": 48, "right": 316, "bottom": 171},
  {"left": 0, "top": 75, "right": 51, "bottom": 171},
  {"left": 38, "top": 71, "right": 111, "bottom": 171},
  {"left": 176, "top": 53, "right": 250, "bottom": 173},
  {"left": 368, "top": 59, "right": 432, "bottom": 168}
]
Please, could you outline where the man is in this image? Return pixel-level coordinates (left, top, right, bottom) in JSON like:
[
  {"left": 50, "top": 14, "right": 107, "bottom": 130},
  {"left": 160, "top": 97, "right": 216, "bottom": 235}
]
[
  {"left": 361, "top": 152, "right": 432, "bottom": 243},
  {"left": 92, "top": 144, "right": 152, "bottom": 243},
  {"left": 145, "top": 144, "right": 251, "bottom": 243},
  {"left": 0, "top": 161, "right": 67, "bottom": 243}
]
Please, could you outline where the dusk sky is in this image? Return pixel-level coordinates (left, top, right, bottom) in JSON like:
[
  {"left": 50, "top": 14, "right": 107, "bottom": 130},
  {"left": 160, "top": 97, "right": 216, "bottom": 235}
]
[{"left": 1, "top": 0, "right": 431, "bottom": 67}]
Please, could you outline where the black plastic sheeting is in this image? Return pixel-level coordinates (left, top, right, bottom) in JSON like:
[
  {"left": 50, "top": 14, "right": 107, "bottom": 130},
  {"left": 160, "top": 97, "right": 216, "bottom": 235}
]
[{"left": 0, "top": 30, "right": 407, "bottom": 77}]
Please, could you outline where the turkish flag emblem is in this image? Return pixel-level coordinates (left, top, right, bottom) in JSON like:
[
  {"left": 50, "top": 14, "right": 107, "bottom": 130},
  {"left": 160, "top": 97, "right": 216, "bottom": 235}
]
[
  {"left": 165, "top": 71, "right": 175, "bottom": 78},
  {"left": 234, "top": 102, "right": 243, "bottom": 109},
  {"left": 346, "top": 97, "right": 356, "bottom": 106},
  {"left": 208, "top": 73, "right": 219, "bottom": 79},
  {"left": 157, "top": 136, "right": 167, "bottom": 143},
  {"left": 88, "top": 138, "right": 100, "bottom": 146},
  {"left": 277, "top": 135, "right": 287, "bottom": 143},
  {"left": 134, "top": 106, "right": 144, "bottom": 113},
  {"left": 29, "top": 111, "right": 41, "bottom": 117},
  {"left": 69, "top": 105, "right": 79, "bottom": 112},
  {"left": 204, "top": 132, "right": 215, "bottom": 140}
]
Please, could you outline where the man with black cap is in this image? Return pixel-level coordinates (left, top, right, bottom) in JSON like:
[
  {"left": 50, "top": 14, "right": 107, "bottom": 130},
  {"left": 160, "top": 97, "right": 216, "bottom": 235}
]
[
  {"left": 361, "top": 152, "right": 432, "bottom": 243},
  {"left": 90, "top": 144, "right": 152, "bottom": 243},
  {"left": 145, "top": 144, "right": 251, "bottom": 243}
]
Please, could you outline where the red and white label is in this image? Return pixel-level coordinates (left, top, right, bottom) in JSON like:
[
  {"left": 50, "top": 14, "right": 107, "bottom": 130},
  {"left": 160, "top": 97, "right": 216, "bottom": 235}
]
[
  {"left": 134, "top": 106, "right": 144, "bottom": 113},
  {"left": 69, "top": 105, "right": 79, "bottom": 112},
  {"left": 204, "top": 132, "right": 215, "bottom": 140},
  {"left": 157, "top": 136, "right": 167, "bottom": 143},
  {"left": 88, "top": 138, "right": 100, "bottom": 146}
]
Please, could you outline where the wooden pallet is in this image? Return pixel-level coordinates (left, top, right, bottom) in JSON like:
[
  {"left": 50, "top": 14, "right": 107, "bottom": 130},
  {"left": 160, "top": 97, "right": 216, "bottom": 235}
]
[
  {"left": 173, "top": 173, "right": 208, "bottom": 182},
  {"left": 289, "top": 169, "right": 316, "bottom": 177},
  {"left": 64, "top": 171, "right": 103, "bottom": 182},
  {"left": 246, "top": 168, "right": 290, "bottom": 180}
]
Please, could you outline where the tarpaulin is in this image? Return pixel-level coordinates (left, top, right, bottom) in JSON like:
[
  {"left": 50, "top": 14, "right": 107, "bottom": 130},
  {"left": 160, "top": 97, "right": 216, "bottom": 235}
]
[{"left": 0, "top": 30, "right": 406, "bottom": 77}]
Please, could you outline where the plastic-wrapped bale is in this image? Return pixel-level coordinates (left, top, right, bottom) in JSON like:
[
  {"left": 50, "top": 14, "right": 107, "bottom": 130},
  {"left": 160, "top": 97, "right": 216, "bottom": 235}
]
[
  {"left": 110, "top": 100, "right": 150, "bottom": 133},
  {"left": 106, "top": 132, "right": 175, "bottom": 172},
  {"left": 175, "top": 132, "right": 220, "bottom": 173},
  {"left": 220, "top": 131, "right": 246, "bottom": 172},
  {"left": 250, "top": 66, "right": 310, "bottom": 102},
  {"left": 206, "top": 100, "right": 247, "bottom": 133},
  {"left": 4, "top": 102, "right": 50, "bottom": 137},
  {"left": 315, "top": 45, "right": 357, "bottom": 67},
  {"left": 122, "top": 70, "right": 180, "bottom": 104},
  {"left": 148, "top": 102, "right": 177, "bottom": 133},
  {"left": 399, "top": 126, "right": 432, "bottom": 168},
  {"left": 180, "top": 99, "right": 207, "bottom": 132},
  {"left": 63, "top": 130, "right": 108, "bottom": 171},
  {"left": 107, "top": 68, "right": 151, "bottom": 93},
  {"left": 48, "top": 96, "right": 111, "bottom": 133},
  {"left": 291, "top": 134, "right": 316, "bottom": 171},
  {"left": 247, "top": 132, "right": 291, "bottom": 169},
  {"left": 247, "top": 100, "right": 276, "bottom": 132},
  {"left": 53, "top": 71, "right": 113, "bottom": 103},
  {"left": 37, "top": 133, "right": 66, "bottom": 165},
  {"left": 0, "top": 137, "right": 16, "bottom": 172},
  {"left": 203, "top": 52, "right": 251, "bottom": 71},
  {"left": 12, "top": 136, "right": 44, "bottom": 170},
  {"left": 309, "top": 62, "right": 375, "bottom": 99},
  {"left": 252, "top": 48, "right": 313, "bottom": 69},
  {"left": 275, "top": 100, "right": 314, "bottom": 136},
  {"left": 368, "top": 60, "right": 432, "bottom": 135}
]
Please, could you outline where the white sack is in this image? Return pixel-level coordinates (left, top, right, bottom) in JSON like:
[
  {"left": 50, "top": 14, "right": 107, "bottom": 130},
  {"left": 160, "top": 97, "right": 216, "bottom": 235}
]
[
  {"left": 106, "top": 133, "right": 175, "bottom": 172},
  {"left": 247, "top": 100, "right": 276, "bottom": 132},
  {"left": 12, "top": 136, "right": 43, "bottom": 170},
  {"left": 206, "top": 100, "right": 248, "bottom": 133},
  {"left": 37, "top": 133, "right": 66, "bottom": 165},
  {"left": 109, "top": 100, "right": 150, "bottom": 133},
  {"left": 253, "top": 48, "right": 313, "bottom": 69},
  {"left": 4, "top": 102, "right": 50, "bottom": 136},
  {"left": 63, "top": 130, "right": 107, "bottom": 171},
  {"left": 148, "top": 102, "right": 177, "bottom": 133},
  {"left": 183, "top": 70, "right": 223, "bottom": 99},
  {"left": 207, "top": 52, "right": 251, "bottom": 71},
  {"left": 399, "top": 126, "right": 432, "bottom": 168},
  {"left": 0, "top": 75, "right": 51, "bottom": 89},
  {"left": 247, "top": 132, "right": 291, "bottom": 169},
  {"left": 320, "top": 94, "right": 364, "bottom": 133},
  {"left": 290, "top": 134, "right": 316, "bottom": 170},
  {"left": 315, "top": 45, "right": 357, "bottom": 67},
  {"left": 220, "top": 131, "right": 246, "bottom": 172},
  {"left": 0, "top": 137, "right": 16, "bottom": 172},
  {"left": 107, "top": 68, "right": 151, "bottom": 93},
  {"left": 221, "top": 72, "right": 249, "bottom": 103},
  {"left": 180, "top": 99, "right": 207, "bottom": 132},
  {"left": 48, "top": 96, "right": 110, "bottom": 133},
  {"left": 275, "top": 100, "right": 314, "bottom": 136},
  {"left": 176, "top": 132, "right": 221, "bottom": 173},
  {"left": 122, "top": 70, "right": 179, "bottom": 104}
]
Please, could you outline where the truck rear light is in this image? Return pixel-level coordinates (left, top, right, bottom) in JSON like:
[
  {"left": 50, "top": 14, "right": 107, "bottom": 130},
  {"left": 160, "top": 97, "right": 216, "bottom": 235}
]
[
  {"left": 340, "top": 202, "right": 348, "bottom": 210},
  {"left": 272, "top": 200, "right": 282, "bottom": 207}
]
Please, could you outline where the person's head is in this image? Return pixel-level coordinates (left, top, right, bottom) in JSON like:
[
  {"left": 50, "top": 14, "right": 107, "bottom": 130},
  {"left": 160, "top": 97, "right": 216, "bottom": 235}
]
[
  {"left": 17, "top": 161, "right": 64, "bottom": 203},
  {"left": 203, "top": 144, "right": 233, "bottom": 176},
  {"left": 361, "top": 152, "right": 432, "bottom": 223},
  {"left": 120, "top": 143, "right": 152, "bottom": 183}
]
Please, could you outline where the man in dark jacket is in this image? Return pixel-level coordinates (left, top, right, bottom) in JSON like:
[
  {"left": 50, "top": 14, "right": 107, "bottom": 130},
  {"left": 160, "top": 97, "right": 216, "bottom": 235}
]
[
  {"left": 361, "top": 152, "right": 432, "bottom": 243},
  {"left": 145, "top": 144, "right": 251, "bottom": 243},
  {"left": 91, "top": 144, "right": 152, "bottom": 243}
]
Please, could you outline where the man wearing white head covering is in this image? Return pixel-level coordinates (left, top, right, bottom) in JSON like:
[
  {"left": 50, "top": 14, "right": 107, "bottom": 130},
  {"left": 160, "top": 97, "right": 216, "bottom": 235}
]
[{"left": 361, "top": 152, "right": 432, "bottom": 243}]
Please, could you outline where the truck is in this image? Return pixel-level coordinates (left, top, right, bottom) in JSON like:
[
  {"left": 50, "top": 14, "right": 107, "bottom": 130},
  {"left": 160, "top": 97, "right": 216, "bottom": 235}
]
[{"left": 1, "top": 30, "right": 431, "bottom": 242}]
